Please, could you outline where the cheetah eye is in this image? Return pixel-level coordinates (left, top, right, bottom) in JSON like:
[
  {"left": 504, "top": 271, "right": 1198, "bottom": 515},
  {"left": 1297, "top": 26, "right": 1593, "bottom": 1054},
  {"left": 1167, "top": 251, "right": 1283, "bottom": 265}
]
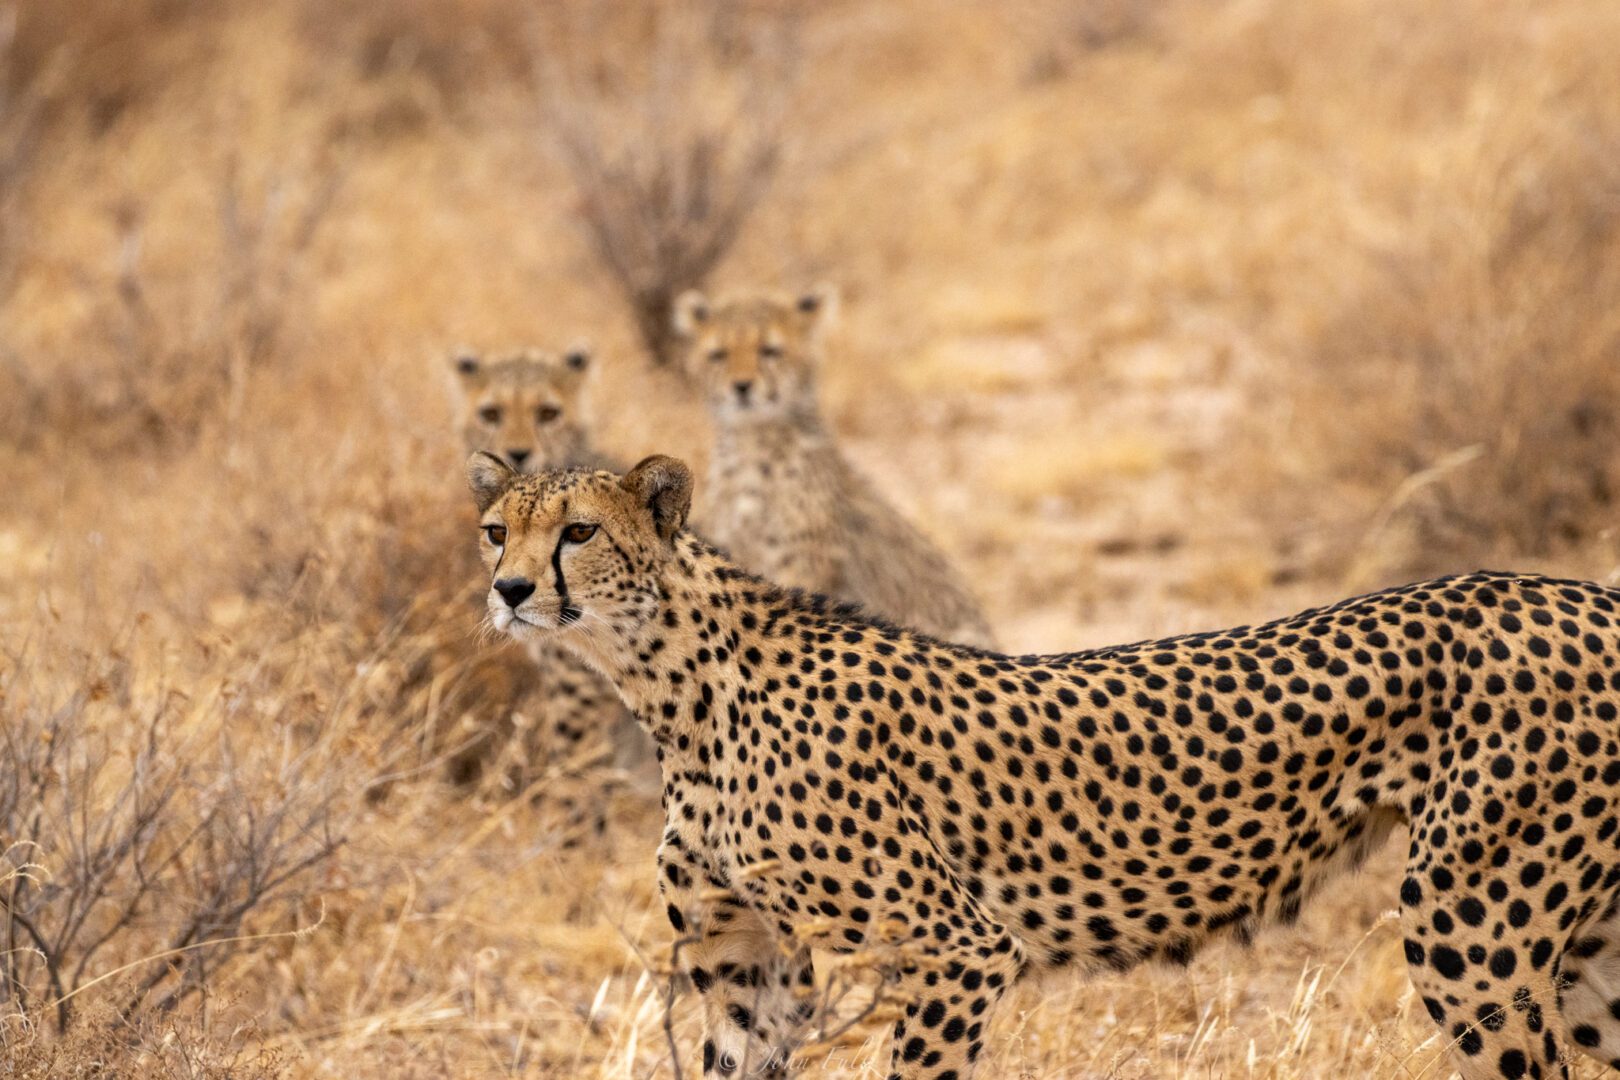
[
  {"left": 478, "top": 405, "right": 502, "bottom": 424},
  {"left": 483, "top": 524, "right": 507, "bottom": 546},
  {"left": 707, "top": 347, "right": 728, "bottom": 363},
  {"left": 759, "top": 343, "right": 783, "bottom": 360},
  {"left": 536, "top": 404, "right": 561, "bottom": 423},
  {"left": 561, "top": 523, "right": 597, "bottom": 545}
]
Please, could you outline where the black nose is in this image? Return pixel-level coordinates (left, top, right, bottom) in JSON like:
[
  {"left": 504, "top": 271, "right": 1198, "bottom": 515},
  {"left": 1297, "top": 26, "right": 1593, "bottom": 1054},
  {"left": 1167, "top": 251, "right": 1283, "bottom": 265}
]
[
  {"left": 505, "top": 448, "right": 531, "bottom": 467},
  {"left": 494, "top": 577, "right": 535, "bottom": 608},
  {"left": 733, "top": 380, "right": 752, "bottom": 399}
]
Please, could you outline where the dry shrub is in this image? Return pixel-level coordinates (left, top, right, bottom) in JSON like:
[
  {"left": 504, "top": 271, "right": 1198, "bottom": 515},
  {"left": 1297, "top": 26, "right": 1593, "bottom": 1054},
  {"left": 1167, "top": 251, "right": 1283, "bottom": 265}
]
[
  {"left": 2, "top": 997, "right": 285, "bottom": 1080},
  {"left": 0, "top": 626, "right": 351, "bottom": 1052},
  {"left": 538, "top": 0, "right": 800, "bottom": 365},
  {"left": 297, "top": 0, "right": 535, "bottom": 109},
  {"left": 1016, "top": 0, "right": 1166, "bottom": 82},
  {"left": 1296, "top": 81, "right": 1620, "bottom": 579},
  {"left": 1, "top": 144, "right": 343, "bottom": 456},
  {"left": 4, "top": 0, "right": 215, "bottom": 137}
]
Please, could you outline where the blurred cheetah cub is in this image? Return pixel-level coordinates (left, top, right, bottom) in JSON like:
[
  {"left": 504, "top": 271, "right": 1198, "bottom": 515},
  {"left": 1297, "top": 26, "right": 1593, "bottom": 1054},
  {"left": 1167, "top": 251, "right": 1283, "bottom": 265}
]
[
  {"left": 673, "top": 288, "right": 994, "bottom": 646},
  {"left": 450, "top": 345, "right": 614, "bottom": 473},
  {"left": 449, "top": 345, "right": 644, "bottom": 824}
]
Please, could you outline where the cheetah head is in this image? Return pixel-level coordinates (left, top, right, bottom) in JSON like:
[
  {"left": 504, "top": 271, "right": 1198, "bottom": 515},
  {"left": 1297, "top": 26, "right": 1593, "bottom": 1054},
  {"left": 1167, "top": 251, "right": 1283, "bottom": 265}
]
[
  {"left": 449, "top": 345, "right": 593, "bottom": 472},
  {"left": 671, "top": 287, "right": 835, "bottom": 423},
  {"left": 465, "top": 452, "right": 692, "bottom": 642}
]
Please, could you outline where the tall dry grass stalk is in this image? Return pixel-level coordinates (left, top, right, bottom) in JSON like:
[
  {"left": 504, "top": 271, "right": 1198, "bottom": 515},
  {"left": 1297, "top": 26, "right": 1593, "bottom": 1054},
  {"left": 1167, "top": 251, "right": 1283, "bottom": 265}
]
[{"left": 1296, "top": 95, "right": 1620, "bottom": 577}]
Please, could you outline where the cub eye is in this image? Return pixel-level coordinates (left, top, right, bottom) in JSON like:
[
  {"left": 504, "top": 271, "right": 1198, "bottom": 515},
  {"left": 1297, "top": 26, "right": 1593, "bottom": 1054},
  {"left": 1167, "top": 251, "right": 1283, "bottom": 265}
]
[
  {"left": 707, "top": 347, "right": 728, "bottom": 363},
  {"left": 478, "top": 405, "right": 502, "bottom": 424},
  {"left": 561, "top": 523, "right": 597, "bottom": 545},
  {"left": 483, "top": 524, "right": 507, "bottom": 546},
  {"left": 536, "top": 404, "right": 562, "bottom": 423},
  {"left": 759, "top": 343, "right": 783, "bottom": 359}
]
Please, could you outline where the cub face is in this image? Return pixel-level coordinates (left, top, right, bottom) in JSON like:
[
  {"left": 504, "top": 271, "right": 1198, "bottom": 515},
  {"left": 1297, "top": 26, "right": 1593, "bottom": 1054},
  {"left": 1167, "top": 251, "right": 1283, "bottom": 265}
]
[
  {"left": 671, "top": 287, "right": 834, "bottom": 422},
  {"left": 465, "top": 453, "right": 693, "bottom": 642},
  {"left": 450, "top": 347, "right": 593, "bottom": 472}
]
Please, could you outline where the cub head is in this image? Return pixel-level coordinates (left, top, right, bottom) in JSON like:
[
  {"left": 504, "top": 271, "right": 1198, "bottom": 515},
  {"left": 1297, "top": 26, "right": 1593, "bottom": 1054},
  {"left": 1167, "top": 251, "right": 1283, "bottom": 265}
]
[
  {"left": 670, "top": 287, "right": 835, "bottom": 422},
  {"left": 465, "top": 453, "right": 693, "bottom": 642},
  {"left": 449, "top": 346, "right": 593, "bottom": 472}
]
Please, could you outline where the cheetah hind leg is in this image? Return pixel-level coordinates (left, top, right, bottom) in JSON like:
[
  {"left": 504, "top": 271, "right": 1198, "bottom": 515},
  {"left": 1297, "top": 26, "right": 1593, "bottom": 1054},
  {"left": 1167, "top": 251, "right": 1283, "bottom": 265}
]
[{"left": 1560, "top": 892, "right": 1620, "bottom": 1071}]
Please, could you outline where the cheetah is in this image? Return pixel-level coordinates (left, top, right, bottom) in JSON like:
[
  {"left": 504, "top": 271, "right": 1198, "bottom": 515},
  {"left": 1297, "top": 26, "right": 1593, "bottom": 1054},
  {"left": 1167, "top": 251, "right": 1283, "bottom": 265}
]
[
  {"left": 671, "top": 288, "right": 994, "bottom": 648},
  {"left": 449, "top": 347, "right": 646, "bottom": 826},
  {"left": 466, "top": 452, "right": 1620, "bottom": 1080},
  {"left": 450, "top": 345, "right": 613, "bottom": 474}
]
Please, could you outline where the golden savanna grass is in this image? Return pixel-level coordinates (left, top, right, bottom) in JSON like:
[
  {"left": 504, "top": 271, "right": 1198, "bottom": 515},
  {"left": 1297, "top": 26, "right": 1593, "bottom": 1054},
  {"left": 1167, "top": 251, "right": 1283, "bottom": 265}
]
[{"left": 4, "top": 0, "right": 1620, "bottom": 1075}]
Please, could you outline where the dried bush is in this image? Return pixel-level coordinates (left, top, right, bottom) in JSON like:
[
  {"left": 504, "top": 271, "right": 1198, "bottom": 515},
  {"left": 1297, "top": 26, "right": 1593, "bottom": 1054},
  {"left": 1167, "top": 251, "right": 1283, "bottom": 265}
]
[
  {"left": 1016, "top": 0, "right": 1165, "bottom": 82},
  {"left": 1, "top": 144, "right": 343, "bottom": 454},
  {"left": 6, "top": 0, "right": 222, "bottom": 137},
  {"left": 2, "top": 997, "right": 285, "bottom": 1080},
  {"left": 537, "top": 0, "right": 800, "bottom": 365},
  {"left": 297, "top": 0, "right": 537, "bottom": 111},
  {"left": 0, "top": 631, "right": 348, "bottom": 1045},
  {"left": 1291, "top": 90, "right": 1620, "bottom": 576}
]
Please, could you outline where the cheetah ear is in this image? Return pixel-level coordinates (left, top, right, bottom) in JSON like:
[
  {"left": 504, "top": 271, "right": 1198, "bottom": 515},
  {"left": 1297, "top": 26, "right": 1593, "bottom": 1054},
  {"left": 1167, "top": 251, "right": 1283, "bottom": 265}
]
[
  {"left": 795, "top": 283, "right": 838, "bottom": 329},
  {"left": 621, "top": 455, "right": 692, "bottom": 545},
  {"left": 466, "top": 451, "right": 516, "bottom": 514},
  {"left": 671, "top": 290, "right": 709, "bottom": 339},
  {"left": 452, "top": 349, "right": 482, "bottom": 378}
]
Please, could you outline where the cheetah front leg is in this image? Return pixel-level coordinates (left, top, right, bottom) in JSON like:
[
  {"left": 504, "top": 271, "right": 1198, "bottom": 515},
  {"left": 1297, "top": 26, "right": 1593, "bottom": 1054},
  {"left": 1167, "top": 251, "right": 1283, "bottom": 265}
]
[
  {"left": 1401, "top": 848, "right": 1576, "bottom": 1079},
  {"left": 658, "top": 836, "right": 814, "bottom": 1076},
  {"left": 879, "top": 931, "right": 1023, "bottom": 1080}
]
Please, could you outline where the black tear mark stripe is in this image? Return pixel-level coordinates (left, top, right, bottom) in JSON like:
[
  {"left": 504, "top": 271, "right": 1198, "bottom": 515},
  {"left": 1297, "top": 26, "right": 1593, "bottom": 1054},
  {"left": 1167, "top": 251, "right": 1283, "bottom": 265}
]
[
  {"left": 551, "top": 497, "right": 586, "bottom": 624},
  {"left": 551, "top": 535, "right": 580, "bottom": 623}
]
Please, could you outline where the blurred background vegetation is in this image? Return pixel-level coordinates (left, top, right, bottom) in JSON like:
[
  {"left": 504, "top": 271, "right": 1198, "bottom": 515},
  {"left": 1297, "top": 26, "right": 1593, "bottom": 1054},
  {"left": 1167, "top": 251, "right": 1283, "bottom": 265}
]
[{"left": 2, "top": 0, "right": 1618, "bottom": 1075}]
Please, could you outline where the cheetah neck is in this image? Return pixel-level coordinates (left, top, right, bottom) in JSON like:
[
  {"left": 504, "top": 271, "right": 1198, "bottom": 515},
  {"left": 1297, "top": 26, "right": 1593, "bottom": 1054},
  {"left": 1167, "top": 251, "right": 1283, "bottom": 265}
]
[
  {"left": 554, "top": 535, "right": 757, "bottom": 749},
  {"left": 713, "top": 402, "right": 830, "bottom": 459}
]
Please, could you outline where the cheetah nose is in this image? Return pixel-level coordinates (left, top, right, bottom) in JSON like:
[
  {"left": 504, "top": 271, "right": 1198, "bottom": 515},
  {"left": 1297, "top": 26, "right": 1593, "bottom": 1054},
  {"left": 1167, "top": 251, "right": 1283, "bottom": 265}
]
[
  {"left": 493, "top": 577, "right": 536, "bottom": 608},
  {"left": 732, "top": 380, "right": 753, "bottom": 400},
  {"left": 505, "top": 448, "right": 532, "bottom": 468}
]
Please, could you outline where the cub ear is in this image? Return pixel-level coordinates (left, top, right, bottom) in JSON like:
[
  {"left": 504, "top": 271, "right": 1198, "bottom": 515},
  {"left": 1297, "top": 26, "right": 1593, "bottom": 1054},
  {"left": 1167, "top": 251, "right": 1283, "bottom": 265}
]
[
  {"left": 466, "top": 451, "right": 516, "bottom": 513},
  {"left": 452, "top": 349, "right": 482, "bottom": 378},
  {"left": 671, "top": 290, "right": 710, "bottom": 338},
  {"left": 620, "top": 455, "right": 693, "bottom": 545},
  {"left": 795, "top": 283, "right": 839, "bottom": 328}
]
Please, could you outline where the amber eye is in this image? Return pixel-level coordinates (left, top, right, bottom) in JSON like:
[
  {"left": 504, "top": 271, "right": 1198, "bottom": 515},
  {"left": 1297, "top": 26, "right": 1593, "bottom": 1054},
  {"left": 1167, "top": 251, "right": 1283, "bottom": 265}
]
[
  {"left": 535, "top": 404, "right": 561, "bottom": 423},
  {"left": 707, "top": 347, "right": 728, "bottom": 363},
  {"left": 561, "top": 523, "right": 597, "bottom": 545},
  {"left": 478, "top": 405, "right": 501, "bottom": 424},
  {"left": 483, "top": 524, "right": 506, "bottom": 546},
  {"left": 759, "top": 343, "right": 783, "bottom": 359}
]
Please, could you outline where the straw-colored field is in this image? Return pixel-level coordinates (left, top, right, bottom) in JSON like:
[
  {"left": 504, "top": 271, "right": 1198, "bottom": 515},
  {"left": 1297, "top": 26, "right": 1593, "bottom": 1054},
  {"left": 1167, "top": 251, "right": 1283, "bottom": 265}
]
[{"left": 4, "top": 0, "right": 1620, "bottom": 1075}]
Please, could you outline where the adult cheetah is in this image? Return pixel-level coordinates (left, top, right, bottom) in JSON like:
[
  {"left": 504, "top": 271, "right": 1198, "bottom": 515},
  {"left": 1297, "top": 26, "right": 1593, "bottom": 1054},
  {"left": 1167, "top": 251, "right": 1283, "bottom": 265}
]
[
  {"left": 671, "top": 288, "right": 994, "bottom": 648},
  {"left": 466, "top": 452, "right": 1620, "bottom": 1080}
]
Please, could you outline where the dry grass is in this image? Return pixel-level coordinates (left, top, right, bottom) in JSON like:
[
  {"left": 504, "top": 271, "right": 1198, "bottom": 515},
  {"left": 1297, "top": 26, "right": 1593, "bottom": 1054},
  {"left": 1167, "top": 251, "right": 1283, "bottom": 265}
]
[{"left": 5, "top": 0, "right": 1620, "bottom": 1075}]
